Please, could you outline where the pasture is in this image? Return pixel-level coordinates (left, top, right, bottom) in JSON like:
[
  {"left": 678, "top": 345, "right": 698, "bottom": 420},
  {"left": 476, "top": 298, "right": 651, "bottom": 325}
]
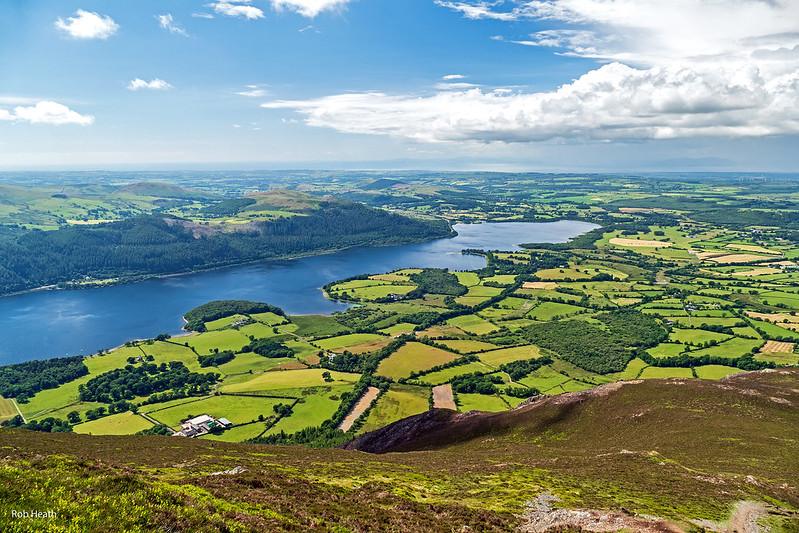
[{"left": 376, "top": 342, "right": 459, "bottom": 380}]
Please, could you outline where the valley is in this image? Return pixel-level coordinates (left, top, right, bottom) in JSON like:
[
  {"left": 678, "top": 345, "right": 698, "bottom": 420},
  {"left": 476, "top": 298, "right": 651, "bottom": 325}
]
[{"left": 2, "top": 172, "right": 799, "bottom": 530}]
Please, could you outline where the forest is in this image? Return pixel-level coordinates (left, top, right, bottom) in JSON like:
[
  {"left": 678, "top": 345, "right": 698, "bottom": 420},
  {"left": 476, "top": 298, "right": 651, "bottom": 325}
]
[
  {"left": 0, "top": 201, "right": 452, "bottom": 295},
  {"left": 0, "top": 356, "right": 88, "bottom": 401}
]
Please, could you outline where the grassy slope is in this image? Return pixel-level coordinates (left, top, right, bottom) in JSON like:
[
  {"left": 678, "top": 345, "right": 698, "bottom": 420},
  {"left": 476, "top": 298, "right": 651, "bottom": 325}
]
[{"left": 1, "top": 371, "right": 797, "bottom": 532}]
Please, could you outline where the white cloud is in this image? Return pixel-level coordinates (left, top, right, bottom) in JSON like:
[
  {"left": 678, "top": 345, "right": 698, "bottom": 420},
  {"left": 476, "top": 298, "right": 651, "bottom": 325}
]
[
  {"left": 434, "top": 82, "right": 479, "bottom": 90},
  {"left": 262, "top": 62, "right": 799, "bottom": 143},
  {"left": 1, "top": 101, "right": 94, "bottom": 126},
  {"left": 270, "top": 0, "right": 352, "bottom": 17},
  {"left": 55, "top": 10, "right": 118, "bottom": 40},
  {"left": 434, "top": 1, "right": 518, "bottom": 21},
  {"left": 442, "top": 74, "right": 466, "bottom": 80},
  {"left": 192, "top": 12, "right": 216, "bottom": 19},
  {"left": 440, "top": 1, "right": 799, "bottom": 68},
  {"left": 157, "top": 14, "right": 189, "bottom": 37},
  {"left": 127, "top": 79, "right": 173, "bottom": 91},
  {"left": 262, "top": 0, "right": 799, "bottom": 145},
  {"left": 209, "top": 1, "right": 265, "bottom": 20},
  {"left": 236, "top": 85, "right": 268, "bottom": 97}
]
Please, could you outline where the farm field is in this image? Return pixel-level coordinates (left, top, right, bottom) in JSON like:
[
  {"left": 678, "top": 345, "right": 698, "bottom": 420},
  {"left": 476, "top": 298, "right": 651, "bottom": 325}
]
[
  {"left": 3, "top": 173, "right": 799, "bottom": 450},
  {"left": 359, "top": 384, "right": 430, "bottom": 433},
  {"left": 376, "top": 342, "right": 459, "bottom": 380}
]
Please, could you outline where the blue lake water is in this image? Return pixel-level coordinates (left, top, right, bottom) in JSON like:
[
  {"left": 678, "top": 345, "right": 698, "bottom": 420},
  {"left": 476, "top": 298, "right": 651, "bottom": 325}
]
[{"left": 0, "top": 221, "right": 597, "bottom": 364}]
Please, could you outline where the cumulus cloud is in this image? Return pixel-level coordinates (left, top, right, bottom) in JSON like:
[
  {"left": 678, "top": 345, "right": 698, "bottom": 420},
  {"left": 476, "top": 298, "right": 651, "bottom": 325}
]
[
  {"left": 270, "top": 0, "right": 352, "bottom": 17},
  {"left": 55, "top": 9, "right": 118, "bottom": 40},
  {"left": 209, "top": 1, "right": 265, "bottom": 20},
  {"left": 128, "top": 79, "right": 173, "bottom": 91},
  {"left": 262, "top": 0, "right": 799, "bottom": 145},
  {"left": 263, "top": 63, "right": 799, "bottom": 143},
  {"left": 439, "top": 0, "right": 799, "bottom": 68},
  {"left": 0, "top": 101, "right": 94, "bottom": 126},
  {"left": 157, "top": 14, "right": 189, "bottom": 36}
]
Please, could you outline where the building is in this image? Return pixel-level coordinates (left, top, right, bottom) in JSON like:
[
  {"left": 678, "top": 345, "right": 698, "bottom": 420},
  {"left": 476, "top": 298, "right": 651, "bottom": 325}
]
[{"left": 174, "top": 414, "right": 232, "bottom": 438}]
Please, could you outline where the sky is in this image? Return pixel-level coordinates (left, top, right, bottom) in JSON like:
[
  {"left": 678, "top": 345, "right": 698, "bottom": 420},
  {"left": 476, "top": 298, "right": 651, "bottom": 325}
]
[{"left": 1, "top": 0, "right": 798, "bottom": 171}]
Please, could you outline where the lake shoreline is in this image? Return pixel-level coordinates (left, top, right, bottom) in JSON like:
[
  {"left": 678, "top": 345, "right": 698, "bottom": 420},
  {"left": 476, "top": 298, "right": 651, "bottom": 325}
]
[{"left": 0, "top": 229, "right": 457, "bottom": 300}]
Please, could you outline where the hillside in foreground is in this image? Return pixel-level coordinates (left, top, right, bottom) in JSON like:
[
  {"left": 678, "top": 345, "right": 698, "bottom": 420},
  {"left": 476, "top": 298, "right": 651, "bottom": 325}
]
[{"left": 1, "top": 370, "right": 798, "bottom": 532}]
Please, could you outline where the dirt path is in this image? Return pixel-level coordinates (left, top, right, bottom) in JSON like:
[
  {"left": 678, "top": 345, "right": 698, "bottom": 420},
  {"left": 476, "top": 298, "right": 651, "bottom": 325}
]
[
  {"left": 432, "top": 384, "right": 457, "bottom": 410},
  {"left": 339, "top": 386, "right": 380, "bottom": 432}
]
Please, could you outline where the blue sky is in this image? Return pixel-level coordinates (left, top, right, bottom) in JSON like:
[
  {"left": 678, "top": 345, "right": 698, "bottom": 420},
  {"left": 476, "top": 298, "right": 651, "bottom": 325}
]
[{"left": 1, "top": 0, "right": 798, "bottom": 171}]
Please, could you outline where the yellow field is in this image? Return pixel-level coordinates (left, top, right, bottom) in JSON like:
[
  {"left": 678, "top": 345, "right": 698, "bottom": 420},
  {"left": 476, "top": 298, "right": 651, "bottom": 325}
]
[
  {"left": 726, "top": 243, "right": 779, "bottom": 254},
  {"left": 376, "top": 342, "right": 458, "bottom": 380},
  {"left": 732, "top": 267, "right": 780, "bottom": 277},
  {"left": 609, "top": 238, "right": 673, "bottom": 248},
  {"left": 219, "top": 368, "right": 360, "bottom": 393},
  {"left": 0, "top": 397, "right": 19, "bottom": 421},
  {"left": 478, "top": 345, "right": 541, "bottom": 366},
  {"left": 760, "top": 340, "right": 795, "bottom": 353},
  {"left": 707, "top": 253, "right": 778, "bottom": 264},
  {"left": 522, "top": 281, "right": 558, "bottom": 289}
]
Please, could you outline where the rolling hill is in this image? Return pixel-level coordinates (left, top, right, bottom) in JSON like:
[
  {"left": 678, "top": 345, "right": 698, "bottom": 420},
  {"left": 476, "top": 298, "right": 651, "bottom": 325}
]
[{"left": 1, "top": 370, "right": 797, "bottom": 531}]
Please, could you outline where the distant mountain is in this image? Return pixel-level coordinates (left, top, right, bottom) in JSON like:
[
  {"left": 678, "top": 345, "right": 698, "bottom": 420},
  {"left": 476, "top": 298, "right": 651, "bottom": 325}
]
[
  {"left": 118, "top": 181, "right": 213, "bottom": 200},
  {"left": 362, "top": 178, "right": 406, "bottom": 191}
]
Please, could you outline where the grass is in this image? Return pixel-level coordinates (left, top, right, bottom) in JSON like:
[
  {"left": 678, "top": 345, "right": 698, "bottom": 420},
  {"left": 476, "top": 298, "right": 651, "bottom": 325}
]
[
  {"left": 0, "top": 398, "right": 18, "bottom": 422},
  {"left": 359, "top": 384, "right": 430, "bottom": 433},
  {"left": 250, "top": 311, "right": 288, "bottom": 325},
  {"left": 376, "top": 342, "right": 459, "bottom": 380},
  {"left": 518, "top": 366, "right": 571, "bottom": 392},
  {"left": 314, "top": 333, "right": 386, "bottom": 351},
  {"left": 668, "top": 328, "right": 732, "bottom": 345},
  {"left": 686, "top": 337, "right": 763, "bottom": 359},
  {"left": 694, "top": 365, "right": 745, "bottom": 380},
  {"left": 447, "top": 314, "right": 498, "bottom": 335},
  {"left": 638, "top": 367, "right": 694, "bottom": 379},
  {"left": 606, "top": 358, "right": 649, "bottom": 380},
  {"left": 379, "top": 322, "right": 417, "bottom": 336},
  {"left": 478, "top": 345, "right": 541, "bottom": 366},
  {"left": 140, "top": 341, "right": 205, "bottom": 372},
  {"left": 527, "top": 301, "right": 586, "bottom": 320},
  {"left": 73, "top": 412, "right": 154, "bottom": 435},
  {"left": 146, "top": 395, "right": 285, "bottom": 429},
  {"left": 183, "top": 329, "right": 250, "bottom": 355},
  {"left": 436, "top": 339, "right": 499, "bottom": 353},
  {"left": 457, "top": 393, "right": 509, "bottom": 412},
  {"left": 18, "top": 374, "right": 94, "bottom": 420},
  {"left": 219, "top": 369, "right": 360, "bottom": 393},
  {"left": 646, "top": 343, "right": 688, "bottom": 359},
  {"left": 216, "top": 352, "right": 294, "bottom": 375},
  {"left": 204, "top": 314, "right": 248, "bottom": 331},
  {"left": 290, "top": 315, "right": 350, "bottom": 337},
  {"left": 264, "top": 386, "right": 352, "bottom": 436},
  {"left": 415, "top": 362, "right": 494, "bottom": 385}
]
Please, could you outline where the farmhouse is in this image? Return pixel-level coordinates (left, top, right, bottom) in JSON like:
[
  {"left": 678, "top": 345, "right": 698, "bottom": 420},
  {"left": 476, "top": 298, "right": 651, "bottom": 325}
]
[{"left": 174, "top": 414, "right": 232, "bottom": 438}]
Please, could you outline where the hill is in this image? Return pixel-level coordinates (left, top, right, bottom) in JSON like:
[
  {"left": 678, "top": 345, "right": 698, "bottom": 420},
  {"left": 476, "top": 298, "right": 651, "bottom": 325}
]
[
  {"left": 1, "top": 370, "right": 797, "bottom": 531},
  {"left": 0, "top": 201, "right": 453, "bottom": 295},
  {"left": 118, "top": 181, "right": 212, "bottom": 200}
]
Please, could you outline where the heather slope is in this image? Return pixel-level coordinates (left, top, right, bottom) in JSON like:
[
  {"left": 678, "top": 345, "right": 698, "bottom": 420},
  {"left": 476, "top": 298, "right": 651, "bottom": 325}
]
[{"left": 1, "top": 370, "right": 797, "bottom": 531}]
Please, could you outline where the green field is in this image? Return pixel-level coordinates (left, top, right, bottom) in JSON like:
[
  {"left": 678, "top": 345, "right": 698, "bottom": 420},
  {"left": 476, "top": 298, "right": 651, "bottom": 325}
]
[
  {"left": 478, "top": 345, "right": 541, "bottom": 366},
  {"left": 219, "top": 369, "right": 360, "bottom": 393},
  {"left": 146, "top": 395, "right": 285, "bottom": 428},
  {"left": 446, "top": 314, "right": 498, "bottom": 335},
  {"left": 184, "top": 329, "right": 250, "bottom": 355},
  {"left": 639, "top": 367, "right": 695, "bottom": 379},
  {"left": 436, "top": 339, "right": 499, "bottom": 353},
  {"left": 415, "top": 362, "right": 493, "bottom": 385},
  {"left": 73, "top": 412, "right": 154, "bottom": 436},
  {"left": 376, "top": 342, "right": 459, "bottom": 380},
  {"left": 314, "top": 333, "right": 386, "bottom": 351},
  {"left": 359, "top": 384, "right": 430, "bottom": 433},
  {"left": 457, "top": 393, "right": 509, "bottom": 412}
]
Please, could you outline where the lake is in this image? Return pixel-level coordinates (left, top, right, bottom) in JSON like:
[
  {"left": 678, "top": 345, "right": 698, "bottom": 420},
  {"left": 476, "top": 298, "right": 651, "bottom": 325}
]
[{"left": 0, "top": 220, "right": 598, "bottom": 364}]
